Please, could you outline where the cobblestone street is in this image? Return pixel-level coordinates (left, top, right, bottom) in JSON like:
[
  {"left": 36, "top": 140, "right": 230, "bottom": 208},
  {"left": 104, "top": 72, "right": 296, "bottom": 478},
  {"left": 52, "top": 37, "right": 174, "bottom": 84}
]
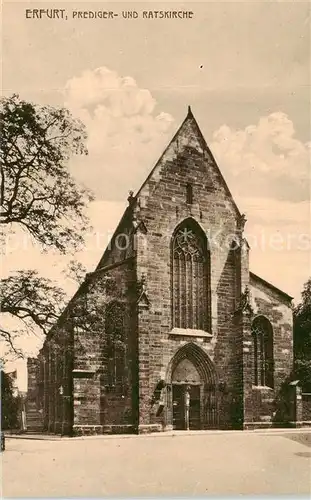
[{"left": 2, "top": 430, "right": 311, "bottom": 497}]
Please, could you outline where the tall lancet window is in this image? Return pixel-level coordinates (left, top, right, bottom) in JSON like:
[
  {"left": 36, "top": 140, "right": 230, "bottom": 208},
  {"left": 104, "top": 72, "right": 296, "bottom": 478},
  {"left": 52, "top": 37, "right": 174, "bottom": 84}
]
[
  {"left": 252, "top": 316, "right": 274, "bottom": 388},
  {"left": 105, "top": 301, "right": 126, "bottom": 391},
  {"left": 172, "top": 219, "right": 210, "bottom": 331}
]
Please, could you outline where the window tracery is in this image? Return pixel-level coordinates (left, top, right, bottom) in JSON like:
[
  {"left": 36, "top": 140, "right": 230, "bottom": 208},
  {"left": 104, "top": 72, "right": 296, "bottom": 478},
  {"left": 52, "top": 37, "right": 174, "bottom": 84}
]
[
  {"left": 252, "top": 316, "right": 274, "bottom": 388},
  {"left": 172, "top": 220, "right": 210, "bottom": 330}
]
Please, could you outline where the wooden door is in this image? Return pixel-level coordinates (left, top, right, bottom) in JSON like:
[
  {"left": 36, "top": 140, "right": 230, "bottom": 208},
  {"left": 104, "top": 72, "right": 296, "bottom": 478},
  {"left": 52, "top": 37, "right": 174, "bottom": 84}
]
[
  {"left": 172, "top": 384, "right": 201, "bottom": 430},
  {"left": 172, "top": 385, "right": 185, "bottom": 430},
  {"left": 189, "top": 385, "right": 201, "bottom": 430}
]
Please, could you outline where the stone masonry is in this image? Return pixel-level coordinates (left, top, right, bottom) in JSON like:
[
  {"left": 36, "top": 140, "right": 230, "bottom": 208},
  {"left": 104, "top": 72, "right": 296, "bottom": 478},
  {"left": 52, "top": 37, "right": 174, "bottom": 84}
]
[{"left": 26, "top": 108, "right": 294, "bottom": 435}]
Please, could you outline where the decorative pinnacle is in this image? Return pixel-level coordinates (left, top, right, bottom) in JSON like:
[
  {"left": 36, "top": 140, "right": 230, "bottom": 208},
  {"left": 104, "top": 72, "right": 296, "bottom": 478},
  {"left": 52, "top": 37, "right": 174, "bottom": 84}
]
[
  {"left": 187, "top": 105, "right": 193, "bottom": 118},
  {"left": 239, "top": 213, "right": 247, "bottom": 231},
  {"left": 127, "top": 190, "right": 134, "bottom": 205}
]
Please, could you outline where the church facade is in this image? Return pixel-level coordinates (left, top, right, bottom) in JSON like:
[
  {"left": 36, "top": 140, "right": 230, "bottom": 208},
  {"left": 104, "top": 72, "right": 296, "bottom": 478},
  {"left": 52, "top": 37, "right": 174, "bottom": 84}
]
[{"left": 26, "top": 108, "right": 294, "bottom": 435}]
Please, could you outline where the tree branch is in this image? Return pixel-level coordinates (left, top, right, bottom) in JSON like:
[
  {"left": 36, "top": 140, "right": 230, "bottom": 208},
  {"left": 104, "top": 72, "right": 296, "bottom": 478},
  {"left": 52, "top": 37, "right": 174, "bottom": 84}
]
[{"left": 0, "top": 328, "right": 24, "bottom": 359}]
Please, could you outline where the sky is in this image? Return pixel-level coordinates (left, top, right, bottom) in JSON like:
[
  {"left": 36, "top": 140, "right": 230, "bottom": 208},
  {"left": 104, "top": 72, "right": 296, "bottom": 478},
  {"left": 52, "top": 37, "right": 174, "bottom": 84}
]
[{"left": 2, "top": 0, "right": 310, "bottom": 389}]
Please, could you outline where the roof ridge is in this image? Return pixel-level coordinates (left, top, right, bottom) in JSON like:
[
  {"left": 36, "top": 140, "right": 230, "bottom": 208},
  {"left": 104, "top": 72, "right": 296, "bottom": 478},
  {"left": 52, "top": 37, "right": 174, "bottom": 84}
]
[
  {"left": 133, "top": 107, "right": 241, "bottom": 219},
  {"left": 250, "top": 271, "right": 293, "bottom": 301}
]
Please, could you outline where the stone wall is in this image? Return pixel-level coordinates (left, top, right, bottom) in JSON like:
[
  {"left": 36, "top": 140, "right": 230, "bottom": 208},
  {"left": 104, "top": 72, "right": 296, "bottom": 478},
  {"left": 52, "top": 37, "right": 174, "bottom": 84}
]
[
  {"left": 244, "top": 274, "right": 293, "bottom": 427},
  {"left": 26, "top": 110, "right": 295, "bottom": 435},
  {"left": 133, "top": 112, "right": 246, "bottom": 431},
  {"left": 29, "top": 203, "right": 139, "bottom": 436},
  {"left": 71, "top": 224, "right": 138, "bottom": 435},
  {"left": 38, "top": 322, "right": 74, "bottom": 435}
]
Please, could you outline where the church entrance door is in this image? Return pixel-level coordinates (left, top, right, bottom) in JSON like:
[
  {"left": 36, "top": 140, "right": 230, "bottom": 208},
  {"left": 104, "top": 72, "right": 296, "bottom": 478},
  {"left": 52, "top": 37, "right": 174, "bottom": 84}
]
[
  {"left": 172, "top": 384, "right": 201, "bottom": 430},
  {"left": 167, "top": 343, "right": 219, "bottom": 430}
]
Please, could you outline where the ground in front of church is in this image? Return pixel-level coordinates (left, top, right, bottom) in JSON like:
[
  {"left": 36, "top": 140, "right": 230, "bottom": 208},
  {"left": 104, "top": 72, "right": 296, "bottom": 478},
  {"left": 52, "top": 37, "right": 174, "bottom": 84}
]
[{"left": 2, "top": 429, "right": 311, "bottom": 497}]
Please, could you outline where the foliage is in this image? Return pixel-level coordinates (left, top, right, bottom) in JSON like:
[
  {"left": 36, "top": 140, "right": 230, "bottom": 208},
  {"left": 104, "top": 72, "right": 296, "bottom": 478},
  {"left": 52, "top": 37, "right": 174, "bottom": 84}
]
[
  {"left": 0, "top": 94, "right": 93, "bottom": 252},
  {"left": 0, "top": 270, "right": 67, "bottom": 358},
  {"left": 65, "top": 260, "right": 87, "bottom": 286},
  {"left": 293, "top": 278, "right": 311, "bottom": 391},
  {"left": 0, "top": 94, "right": 92, "bottom": 357},
  {"left": 0, "top": 370, "right": 20, "bottom": 430}
]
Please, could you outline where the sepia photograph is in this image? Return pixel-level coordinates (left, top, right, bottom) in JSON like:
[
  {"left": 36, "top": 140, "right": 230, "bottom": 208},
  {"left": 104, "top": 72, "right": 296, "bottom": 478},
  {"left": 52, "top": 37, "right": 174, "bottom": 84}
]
[{"left": 1, "top": 0, "right": 310, "bottom": 497}]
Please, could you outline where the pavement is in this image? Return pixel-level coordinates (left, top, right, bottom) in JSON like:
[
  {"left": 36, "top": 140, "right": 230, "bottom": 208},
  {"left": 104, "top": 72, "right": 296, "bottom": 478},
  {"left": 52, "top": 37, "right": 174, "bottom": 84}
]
[
  {"left": 2, "top": 429, "right": 311, "bottom": 497},
  {"left": 5, "top": 426, "right": 311, "bottom": 440}
]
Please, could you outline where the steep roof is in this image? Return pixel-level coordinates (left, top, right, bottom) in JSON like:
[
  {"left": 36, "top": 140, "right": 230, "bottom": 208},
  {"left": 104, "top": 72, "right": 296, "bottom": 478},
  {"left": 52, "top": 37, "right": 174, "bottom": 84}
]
[
  {"left": 250, "top": 271, "right": 293, "bottom": 303},
  {"left": 96, "top": 106, "right": 242, "bottom": 269},
  {"left": 42, "top": 107, "right": 246, "bottom": 343},
  {"left": 135, "top": 106, "right": 242, "bottom": 218}
]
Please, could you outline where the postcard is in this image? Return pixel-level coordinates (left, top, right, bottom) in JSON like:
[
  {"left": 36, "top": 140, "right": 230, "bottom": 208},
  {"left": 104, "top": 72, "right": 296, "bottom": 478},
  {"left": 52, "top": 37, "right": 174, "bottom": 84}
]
[{"left": 1, "top": 1, "right": 310, "bottom": 497}]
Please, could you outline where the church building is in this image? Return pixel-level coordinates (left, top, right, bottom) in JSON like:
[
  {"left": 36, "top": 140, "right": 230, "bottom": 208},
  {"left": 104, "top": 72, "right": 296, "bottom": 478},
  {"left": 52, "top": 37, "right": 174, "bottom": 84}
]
[{"left": 26, "top": 108, "right": 294, "bottom": 435}]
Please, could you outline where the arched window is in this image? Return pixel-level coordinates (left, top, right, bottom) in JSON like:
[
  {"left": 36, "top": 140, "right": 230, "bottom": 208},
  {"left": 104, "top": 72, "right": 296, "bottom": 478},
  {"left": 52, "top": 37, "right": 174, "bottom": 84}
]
[
  {"left": 172, "top": 219, "right": 210, "bottom": 330},
  {"left": 105, "top": 301, "right": 126, "bottom": 391},
  {"left": 252, "top": 316, "right": 274, "bottom": 388}
]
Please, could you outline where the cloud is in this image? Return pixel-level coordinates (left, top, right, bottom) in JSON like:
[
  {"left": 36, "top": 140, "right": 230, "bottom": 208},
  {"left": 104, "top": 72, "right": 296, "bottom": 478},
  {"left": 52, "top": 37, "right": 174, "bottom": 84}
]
[
  {"left": 64, "top": 68, "right": 309, "bottom": 208},
  {"left": 210, "top": 112, "right": 310, "bottom": 202},
  {"left": 64, "top": 67, "right": 309, "bottom": 208},
  {"left": 3, "top": 70, "right": 310, "bottom": 380},
  {"left": 240, "top": 197, "right": 310, "bottom": 233},
  {"left": 241, "top": 197, "right": 310, "bottom": 301},
  {"left": 64, "top": 67, "right": 175, "bottom": 201},
  {"left": 209, "top": 114, "right": 310, "bottom": 301}
]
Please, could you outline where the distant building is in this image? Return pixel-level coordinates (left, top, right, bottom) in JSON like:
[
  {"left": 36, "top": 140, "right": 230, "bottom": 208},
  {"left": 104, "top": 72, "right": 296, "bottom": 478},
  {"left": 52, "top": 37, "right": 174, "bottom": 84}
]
[{"left": 26, "top": 108, "right": 293, "bottom": 435}]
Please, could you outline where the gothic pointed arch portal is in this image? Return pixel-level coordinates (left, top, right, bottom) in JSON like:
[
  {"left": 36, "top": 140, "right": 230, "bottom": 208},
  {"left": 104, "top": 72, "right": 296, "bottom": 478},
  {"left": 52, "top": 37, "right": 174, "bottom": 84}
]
[{"left": 165, "top": 343, "right": 219, "bottom": 430}]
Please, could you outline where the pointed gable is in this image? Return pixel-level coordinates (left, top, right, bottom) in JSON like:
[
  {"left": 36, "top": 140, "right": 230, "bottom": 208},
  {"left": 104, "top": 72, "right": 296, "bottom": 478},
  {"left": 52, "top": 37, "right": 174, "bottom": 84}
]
[
  {"left": 135, "top": 106, "right": 241, "bottom": 218},
  {"left": 95, "top": 107, "right": 242, "bottom": 272}
]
